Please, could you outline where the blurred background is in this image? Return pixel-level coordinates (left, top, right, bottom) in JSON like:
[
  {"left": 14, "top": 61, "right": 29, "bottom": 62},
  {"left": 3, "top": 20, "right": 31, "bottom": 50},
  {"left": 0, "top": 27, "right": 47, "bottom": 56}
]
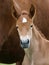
[{"left": 0, "top": 63, "right": 16, "bottom": 65}]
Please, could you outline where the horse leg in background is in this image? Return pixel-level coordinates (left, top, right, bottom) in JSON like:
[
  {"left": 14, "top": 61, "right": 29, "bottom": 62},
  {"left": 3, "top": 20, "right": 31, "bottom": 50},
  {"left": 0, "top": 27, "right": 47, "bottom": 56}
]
[
  {"left": 0, "top": 28, "right": 25, "bottom": 64},
  {"left": 9, "top": 28, "right": 25, "bottom": 65}
]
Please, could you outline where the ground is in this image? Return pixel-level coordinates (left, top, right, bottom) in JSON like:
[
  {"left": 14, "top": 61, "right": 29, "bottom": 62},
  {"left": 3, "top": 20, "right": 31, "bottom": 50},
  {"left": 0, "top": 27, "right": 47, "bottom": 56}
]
[{"left": 0, "top": 63, "right": 16, "bottom": 65}]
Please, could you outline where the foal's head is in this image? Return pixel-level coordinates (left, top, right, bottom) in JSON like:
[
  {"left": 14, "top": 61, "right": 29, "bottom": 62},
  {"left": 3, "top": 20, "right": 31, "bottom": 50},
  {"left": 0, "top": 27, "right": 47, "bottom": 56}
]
[{"left": 13, "top": 5, "right": 36, "bottom": 48}]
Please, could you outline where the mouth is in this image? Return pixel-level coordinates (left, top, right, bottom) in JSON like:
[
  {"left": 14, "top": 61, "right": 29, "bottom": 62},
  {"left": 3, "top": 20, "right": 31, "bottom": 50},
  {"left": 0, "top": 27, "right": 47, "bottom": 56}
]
[{"left": 20, "top": 43, "right": 30, "bottom": 48}]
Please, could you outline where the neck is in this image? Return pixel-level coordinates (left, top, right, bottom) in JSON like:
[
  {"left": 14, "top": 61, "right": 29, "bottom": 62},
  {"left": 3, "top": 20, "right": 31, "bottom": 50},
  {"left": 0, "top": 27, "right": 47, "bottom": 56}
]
[
  {"left": 24, "top": 24, "right": 49, "bottom": 65},
  {"left": 30, "top": 24, "right": 48, "bottom": 53}
]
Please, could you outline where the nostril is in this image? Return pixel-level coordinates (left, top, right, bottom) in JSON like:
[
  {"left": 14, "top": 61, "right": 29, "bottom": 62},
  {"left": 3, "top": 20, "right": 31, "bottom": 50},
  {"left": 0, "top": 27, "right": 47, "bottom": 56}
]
[
  {"left": 27, "top": 39, "right": 29, "bottom": 44},
  {"left": 20, "top": 40, "right": 22, "bottom": 44},
  {"left": 20, "top": 39, "right": 29, "bottom": 44}
]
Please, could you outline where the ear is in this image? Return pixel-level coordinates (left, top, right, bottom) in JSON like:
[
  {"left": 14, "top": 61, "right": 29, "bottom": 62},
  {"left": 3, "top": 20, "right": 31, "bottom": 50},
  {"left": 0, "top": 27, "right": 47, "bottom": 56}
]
[
  {"left": 29, "top": 4, "right": 35, "bottom": 18},
  {"left": 12, "top": 6, "right": 20, "bottom": 19}
]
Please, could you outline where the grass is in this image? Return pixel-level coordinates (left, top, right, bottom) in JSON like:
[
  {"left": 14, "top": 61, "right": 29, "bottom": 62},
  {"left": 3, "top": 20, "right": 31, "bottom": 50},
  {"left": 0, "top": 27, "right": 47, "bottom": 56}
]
[{"left": 0, "top": 63, "right": 16, "bottom": 65}]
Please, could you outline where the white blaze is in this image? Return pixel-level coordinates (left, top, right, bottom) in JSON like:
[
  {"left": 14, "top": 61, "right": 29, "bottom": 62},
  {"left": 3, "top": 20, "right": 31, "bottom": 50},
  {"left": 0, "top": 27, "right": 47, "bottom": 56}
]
[{"left": 22, "top": 17, "right": 27, "bottom": 23}]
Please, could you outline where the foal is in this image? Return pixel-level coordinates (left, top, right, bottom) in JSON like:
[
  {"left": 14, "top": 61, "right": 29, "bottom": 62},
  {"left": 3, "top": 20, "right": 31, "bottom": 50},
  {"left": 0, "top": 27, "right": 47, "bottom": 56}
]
[{"left": 15, "top": 7, "right": 49, "bottom": 65}]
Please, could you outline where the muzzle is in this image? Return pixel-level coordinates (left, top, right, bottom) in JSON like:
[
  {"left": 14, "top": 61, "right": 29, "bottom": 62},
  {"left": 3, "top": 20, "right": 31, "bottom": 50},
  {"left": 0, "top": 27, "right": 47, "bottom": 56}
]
[{"left": 20, "top": 39, "right": 30, "bottom": 48}]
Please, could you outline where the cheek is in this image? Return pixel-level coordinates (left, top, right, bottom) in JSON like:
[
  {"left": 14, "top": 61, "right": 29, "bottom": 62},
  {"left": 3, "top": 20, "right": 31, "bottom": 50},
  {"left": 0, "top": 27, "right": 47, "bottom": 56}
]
[
  {"left": 17, "top": 29, "right": 21, "bottom": 37},
  {"left": 27, "top": 30, "right": 32, "bottom": 39}
]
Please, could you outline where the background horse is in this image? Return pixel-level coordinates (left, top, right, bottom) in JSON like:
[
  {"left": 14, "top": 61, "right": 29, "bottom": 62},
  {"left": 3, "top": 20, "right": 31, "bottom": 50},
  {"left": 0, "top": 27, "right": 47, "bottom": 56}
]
[
  {"left": 0, "top": 0, "right": 25, "bottom": 65},
  {"left": 31, "top": 0, "right": 49, "bottom": 40}
]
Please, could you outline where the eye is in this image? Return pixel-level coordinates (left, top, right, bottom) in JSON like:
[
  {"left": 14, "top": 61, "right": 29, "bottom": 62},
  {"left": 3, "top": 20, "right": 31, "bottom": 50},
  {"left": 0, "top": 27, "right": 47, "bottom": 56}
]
[
  {"left": 30, "top": 25, "right": 33, "bottom": 29},
  {"left": 16, "top": 25, "right": 18, "bottom": 29}
]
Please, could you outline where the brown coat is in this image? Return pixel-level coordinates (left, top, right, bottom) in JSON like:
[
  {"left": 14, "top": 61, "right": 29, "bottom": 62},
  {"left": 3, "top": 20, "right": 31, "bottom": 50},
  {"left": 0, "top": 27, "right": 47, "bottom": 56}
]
[{"left": 0, "top": 0, "right": 25, "bottom": 65}]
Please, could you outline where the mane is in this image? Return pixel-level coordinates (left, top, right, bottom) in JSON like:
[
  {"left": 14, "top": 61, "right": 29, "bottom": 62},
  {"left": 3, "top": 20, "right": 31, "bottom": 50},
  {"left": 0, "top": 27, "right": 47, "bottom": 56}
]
[{"left": 33, "top": 24, "right": 46, "bottom": 40}]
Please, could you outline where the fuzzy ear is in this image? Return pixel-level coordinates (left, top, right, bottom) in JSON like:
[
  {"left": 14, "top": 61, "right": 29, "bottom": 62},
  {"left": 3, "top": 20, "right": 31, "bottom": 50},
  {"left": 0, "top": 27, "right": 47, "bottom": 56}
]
[
  {"left": 12, "top": 6, "right": 20, "bottom": 19},
  {"left": 29, "top": 4, "right": 35, "bottom": 18}
]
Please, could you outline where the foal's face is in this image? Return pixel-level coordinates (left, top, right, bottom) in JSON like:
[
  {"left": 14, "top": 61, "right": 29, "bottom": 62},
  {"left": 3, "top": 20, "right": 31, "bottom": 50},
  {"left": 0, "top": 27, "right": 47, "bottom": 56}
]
[
  {"left": 12, "top": 3, "right": 35, "bottom": 48},
  {"left": 16, "top": 15, "right": 33, "bottom": 48}
]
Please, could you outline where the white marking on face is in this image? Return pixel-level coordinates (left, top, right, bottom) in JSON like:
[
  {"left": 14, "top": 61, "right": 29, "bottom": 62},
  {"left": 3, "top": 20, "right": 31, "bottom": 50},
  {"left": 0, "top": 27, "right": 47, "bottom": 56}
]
[
  {"left": 22, "top": 17, "right": 27, "bottom": 23},
  {"left": 20, "top": 35, "right": 29, "bottom": 41}
]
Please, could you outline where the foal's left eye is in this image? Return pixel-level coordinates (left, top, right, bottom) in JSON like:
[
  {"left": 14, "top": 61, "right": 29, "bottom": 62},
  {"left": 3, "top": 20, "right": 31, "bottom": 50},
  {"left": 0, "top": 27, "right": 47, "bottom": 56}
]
[{"left": 30, "top": 25, "right": 33, "bottom": 28}]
